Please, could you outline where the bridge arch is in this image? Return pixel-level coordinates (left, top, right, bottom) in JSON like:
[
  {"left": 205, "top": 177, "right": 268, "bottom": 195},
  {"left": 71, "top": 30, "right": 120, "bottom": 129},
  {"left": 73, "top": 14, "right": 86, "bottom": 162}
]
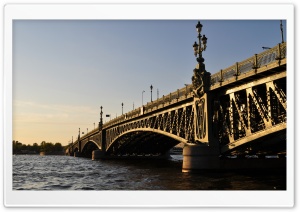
[
  {"left": 110, "top": 128, "right": 189, "bottom": 146},
  {"left": 82, "top": 139, "right": 101, "bottom": 150},
  {"left": 81, "top": 140, "right": 101, "bottom": 158},
  {"left": 106, "top": 128, "right": 184, "bottom": 156}
]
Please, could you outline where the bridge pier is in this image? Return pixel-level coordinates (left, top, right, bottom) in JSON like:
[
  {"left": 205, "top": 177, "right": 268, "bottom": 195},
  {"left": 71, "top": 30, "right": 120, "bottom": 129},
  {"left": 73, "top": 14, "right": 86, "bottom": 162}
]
[
  {"left": 92, "top": 150, "right": 106, "bottom": 160},
  {"left": 182, "top": 144, "right": 220, "bottom": 172},
  {"left": 182, "top": 144, "right": 286, "bottom": 172}
]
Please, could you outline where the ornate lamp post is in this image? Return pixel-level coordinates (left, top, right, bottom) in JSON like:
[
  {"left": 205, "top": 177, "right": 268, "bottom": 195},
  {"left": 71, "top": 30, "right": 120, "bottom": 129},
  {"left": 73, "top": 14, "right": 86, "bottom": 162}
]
[
  {"left": 150, "top": 84, "right": 153, "bottom": 102},
  {"left": 193, "top": 22, "right": 207, "bottom": 58},
  {"left": 192, "top": 21, "right": 209, "bottom": 98},
  {"left": 121, "top": 102, "right": 124, "bottom": 115}
]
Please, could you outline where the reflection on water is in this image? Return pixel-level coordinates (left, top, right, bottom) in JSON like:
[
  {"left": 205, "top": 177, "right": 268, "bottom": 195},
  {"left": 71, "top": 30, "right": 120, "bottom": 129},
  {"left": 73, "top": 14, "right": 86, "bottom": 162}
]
[{"left": 13, "top": 155, "right": 286, "bottom": 190}]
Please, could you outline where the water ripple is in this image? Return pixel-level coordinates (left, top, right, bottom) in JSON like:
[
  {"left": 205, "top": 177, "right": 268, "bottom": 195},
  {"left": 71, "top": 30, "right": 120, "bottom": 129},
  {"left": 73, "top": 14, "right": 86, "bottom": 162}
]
[{"left": 13, "top": 155, "right": 286, "bottom": 190}]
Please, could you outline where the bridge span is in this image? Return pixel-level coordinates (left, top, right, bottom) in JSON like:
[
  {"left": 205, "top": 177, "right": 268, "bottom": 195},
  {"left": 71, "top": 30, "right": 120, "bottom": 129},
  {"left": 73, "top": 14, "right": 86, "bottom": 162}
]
[{"left": 66, "top": 23, "right": 286, "bottom": 172}]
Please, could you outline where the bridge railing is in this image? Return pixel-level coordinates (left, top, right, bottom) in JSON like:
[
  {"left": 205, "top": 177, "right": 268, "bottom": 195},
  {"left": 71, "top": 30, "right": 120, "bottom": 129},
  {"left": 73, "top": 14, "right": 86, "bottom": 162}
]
[
  {"left": 144, "top": 85, "right": 193, "bottom": 112},
  {"left": 210, "top": 42, "right": 286, "bottom": 85},
  {"left": 103, "top": 84, "right": 194, "bottom": 128},
  {"left": 72, "top": 127, "right": 100, "bottom": 144}
]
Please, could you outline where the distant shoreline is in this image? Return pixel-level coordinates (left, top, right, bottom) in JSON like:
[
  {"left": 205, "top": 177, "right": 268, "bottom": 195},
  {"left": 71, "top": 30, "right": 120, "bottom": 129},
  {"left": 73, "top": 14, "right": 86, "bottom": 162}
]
[{"left": 14, "top": 151, "right": 65, "bottom": 156}]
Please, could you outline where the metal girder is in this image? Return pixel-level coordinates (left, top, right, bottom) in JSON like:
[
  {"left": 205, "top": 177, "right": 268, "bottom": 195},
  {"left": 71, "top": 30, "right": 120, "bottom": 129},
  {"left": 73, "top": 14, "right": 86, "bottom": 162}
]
[
  {"left": 224, "top": 71, "right": 286, "bottom": 95},
  {"left": 230, "top": 93, "right": 251, "bottom": 136},
  {"left": 221, "top": 122, "right": 286, "bottom": 153},
  {"left": 214, "top": 76, "right": 286, "bottom": 154},
  {"left": 266, "top": 81, "right": 287, "bottom": 110}
]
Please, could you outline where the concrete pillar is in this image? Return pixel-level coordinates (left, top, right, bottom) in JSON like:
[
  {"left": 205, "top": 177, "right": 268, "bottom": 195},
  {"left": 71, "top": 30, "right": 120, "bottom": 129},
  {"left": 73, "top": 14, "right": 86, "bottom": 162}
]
[
  {"left": 92, "top": 150, "right": 106, "bottom": 160},
  {"left": 182, "top": 144, "right": 220, "bottom": 172}
]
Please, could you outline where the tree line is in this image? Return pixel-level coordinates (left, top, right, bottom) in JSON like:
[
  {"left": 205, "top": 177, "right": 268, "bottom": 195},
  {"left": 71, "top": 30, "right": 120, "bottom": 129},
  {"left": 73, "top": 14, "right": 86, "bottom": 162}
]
[{"left": 12, "top": 140, "right": 65, "bottom": 154}]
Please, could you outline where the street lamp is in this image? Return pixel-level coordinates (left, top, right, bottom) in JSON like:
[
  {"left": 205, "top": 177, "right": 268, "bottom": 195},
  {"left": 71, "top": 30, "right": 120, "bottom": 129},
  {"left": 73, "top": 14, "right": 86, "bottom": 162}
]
[
  {"left": 184, "top": 84, "right": 189, "bottom": 97},
  {"left": 99, "top": 106, "right": 103, "bottom": 129},
  {"left": 192, "top": 21, "right": 209, "bottom": 98},
  {"left": 142, "top": 90, "right": 145, "bottom": 105},
  {"left": 193, "top": 21, "right": 207, "bottom": 63},
  {"left": 93, "top": 123, "right": 95, "bottom": 129},
  {"left": 121, "top": 102, "right": 124, "bottom": 115},
  {"left": 280, "top": 20, "right": 284, "bottom": 43},
  {"left": 150, "top": 84, "right": 153, "bottom": 102}
]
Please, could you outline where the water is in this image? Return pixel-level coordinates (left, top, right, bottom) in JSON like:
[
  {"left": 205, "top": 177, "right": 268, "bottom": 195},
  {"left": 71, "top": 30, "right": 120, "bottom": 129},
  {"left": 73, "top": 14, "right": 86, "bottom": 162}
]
[{"left": 13, "top": 155, "right": 286, "bottom": 190}]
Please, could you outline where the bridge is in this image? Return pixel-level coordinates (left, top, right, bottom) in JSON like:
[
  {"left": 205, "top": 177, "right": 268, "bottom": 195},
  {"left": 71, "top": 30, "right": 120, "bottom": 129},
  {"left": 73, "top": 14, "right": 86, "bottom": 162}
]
[{"left": 66, "top": 22, "right": 286, "bottom": 172}]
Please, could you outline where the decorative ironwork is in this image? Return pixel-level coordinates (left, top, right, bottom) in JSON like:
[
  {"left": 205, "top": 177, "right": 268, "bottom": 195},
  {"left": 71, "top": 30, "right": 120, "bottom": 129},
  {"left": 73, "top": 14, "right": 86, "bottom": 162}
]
[
  {"left": 194, "top": 98, "right": 206, "bottom": 140},
  {"left": 192, "top": 68, "right": 205, "bottom": 98},
  {"left": 192, "top": 21, "right": 211, "bottom": 98}
]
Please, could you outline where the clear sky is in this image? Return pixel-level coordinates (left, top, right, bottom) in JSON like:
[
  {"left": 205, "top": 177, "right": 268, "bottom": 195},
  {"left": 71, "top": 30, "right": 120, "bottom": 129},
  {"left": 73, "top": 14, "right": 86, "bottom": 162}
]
[{"left": 12, "top": 20, "right": 286, "bottom": 146}]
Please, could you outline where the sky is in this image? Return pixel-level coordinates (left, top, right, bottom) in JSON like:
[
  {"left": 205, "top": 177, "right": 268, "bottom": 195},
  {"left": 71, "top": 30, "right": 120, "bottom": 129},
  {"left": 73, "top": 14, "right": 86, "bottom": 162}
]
[{"left": 12, "top": 19, "right": 286, "bottom": 146}]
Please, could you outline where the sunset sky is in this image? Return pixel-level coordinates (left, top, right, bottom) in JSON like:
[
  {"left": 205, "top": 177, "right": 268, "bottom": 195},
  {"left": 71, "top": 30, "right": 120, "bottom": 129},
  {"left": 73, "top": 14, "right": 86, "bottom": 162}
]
[{"left": 12, "top": 18, "right": 286, "bottom": 146}]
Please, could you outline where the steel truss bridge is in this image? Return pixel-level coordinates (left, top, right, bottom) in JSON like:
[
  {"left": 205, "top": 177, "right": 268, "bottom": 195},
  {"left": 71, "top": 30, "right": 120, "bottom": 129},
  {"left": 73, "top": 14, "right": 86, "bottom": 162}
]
[{"left": 66, "top": 42, "right": 286, "bottom": 171}]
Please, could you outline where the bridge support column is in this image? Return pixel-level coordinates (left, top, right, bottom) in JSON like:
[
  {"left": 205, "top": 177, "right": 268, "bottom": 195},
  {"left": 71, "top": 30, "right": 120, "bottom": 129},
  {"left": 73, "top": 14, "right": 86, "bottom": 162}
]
[
  {"left": 182, "top": 144, "right": 220, "bottom": 172},
  {"left": 92, "top": 150, "right": 106, "bottom": 160}
]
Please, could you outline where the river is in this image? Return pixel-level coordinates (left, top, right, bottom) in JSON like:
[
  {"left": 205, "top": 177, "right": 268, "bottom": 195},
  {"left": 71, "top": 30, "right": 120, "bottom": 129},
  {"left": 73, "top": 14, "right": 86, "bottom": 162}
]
[{"left": 12, "top": 154, "right": 286, "bottom": 190}]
